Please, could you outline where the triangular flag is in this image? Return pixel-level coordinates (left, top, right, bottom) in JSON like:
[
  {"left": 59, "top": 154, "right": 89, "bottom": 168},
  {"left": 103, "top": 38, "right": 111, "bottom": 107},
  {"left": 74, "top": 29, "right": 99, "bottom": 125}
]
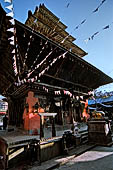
[
  {"left": 6, "top": 11, "right": 14, "bottom": 18},
  {"left": 4, "top": 0, "right": 12, "bottom": 3},
  {"left": 11, "top": 49, "right": 15, "bottom": 53},
  {"left": 91, "top": 31, "right": 99, "bottom": 40},
  {"left": 74, "top": 26, "right": 79, "bottom": 30},
  {"left": 10, "top": 40, "right": 14, "bottom": 45},
  {"left": 93, "top": 31, "right": 99, "bottom": 36},
  {"left": 8, "top": 36, "right": 14, "bottom": 41},
  {"left": 81, "top": 19, "right": 86, "bottom": 25},
  {"left": 93, "top": 8, "right": 99, "bottom": 13},
  {"left": 24, "top": 79, "right": 27, "bottom": 83},
  {"left": 61, "top": 35, "right": 69, "bottom": 44},
  {"left": 91, "top": 35, "right": 94, "bottom": 40},
  {"left": 80, "top": 96, "right": 83, "bottom": 100},
  {"left": 102, "top": 0, "right": 106, "bottom": 4},
  {"left": 5, "top": 4, "right": 13, "bottom": 11},
  {"left": 35, "top": 76, "right": 37, "bottom": 80},
  {"left": 28, "top": 42, "right": 30, "bottom": 46},
  {"left": 10, "top": 18, "right": 15, "bottom": 25},
  {"left": 103, "top": 25, "right": 109, "bottom": 29},
  {"left": 7, "top": 27, "right": 14, "bottom": 32},
  {"left": 66, "top": 3, "right": 70, "bottom": 8},
  {"left": 76, "top": 96, "right": 79, "bottom": 100},
  {"left": 62, "top": 51, "right": 68, "bottom": 58}
]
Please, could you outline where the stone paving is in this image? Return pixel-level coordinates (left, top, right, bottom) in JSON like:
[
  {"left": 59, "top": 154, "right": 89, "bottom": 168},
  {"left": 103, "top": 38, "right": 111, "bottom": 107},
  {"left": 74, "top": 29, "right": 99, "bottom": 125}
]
[
  {"left": 7, "top": 124, "right": 113, "bottom": 170},
  {"left": 27, "top": 144, "right": 96, "bottom": 170},
  {"left": 54, "top": 145, "right": 113, "bottom": 170}
]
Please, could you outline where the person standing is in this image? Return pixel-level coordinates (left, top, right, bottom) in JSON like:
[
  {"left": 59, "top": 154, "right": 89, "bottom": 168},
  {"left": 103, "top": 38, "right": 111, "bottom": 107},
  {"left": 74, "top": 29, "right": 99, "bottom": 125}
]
[{"left": 3, "top": 115, "right": 8, "bottom": 130}]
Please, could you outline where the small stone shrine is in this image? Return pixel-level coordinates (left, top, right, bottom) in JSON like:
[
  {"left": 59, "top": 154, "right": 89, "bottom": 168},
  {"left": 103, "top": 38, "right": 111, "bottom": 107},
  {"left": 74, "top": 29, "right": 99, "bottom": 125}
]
[{"left": 88, "top": 111, "right": 112, "bottom": 146}]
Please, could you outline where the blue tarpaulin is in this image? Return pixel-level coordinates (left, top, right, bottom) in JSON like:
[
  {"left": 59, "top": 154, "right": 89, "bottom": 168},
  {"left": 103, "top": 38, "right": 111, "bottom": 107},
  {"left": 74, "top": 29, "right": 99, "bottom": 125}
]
[{"left": 88, "top": 96, "right": 113, "bottom": 106}]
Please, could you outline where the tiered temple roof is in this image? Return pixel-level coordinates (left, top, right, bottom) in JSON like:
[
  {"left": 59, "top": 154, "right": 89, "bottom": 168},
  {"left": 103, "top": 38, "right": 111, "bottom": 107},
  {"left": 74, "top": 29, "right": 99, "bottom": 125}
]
[{"left": 25, "top": 4, "right": 87, "bottom": 57}]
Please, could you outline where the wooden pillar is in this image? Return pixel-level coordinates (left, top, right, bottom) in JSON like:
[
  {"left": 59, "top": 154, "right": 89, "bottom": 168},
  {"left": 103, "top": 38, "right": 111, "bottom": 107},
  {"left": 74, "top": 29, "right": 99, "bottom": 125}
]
[
  {"left": 52, "top": 116, "right": 56, "bottom": 137},
  {"left": 40, "top": 116, "right": 44, "bottom": 139},
  {"left": 60, "top": 100, "right": 64, "bottom": 125}
]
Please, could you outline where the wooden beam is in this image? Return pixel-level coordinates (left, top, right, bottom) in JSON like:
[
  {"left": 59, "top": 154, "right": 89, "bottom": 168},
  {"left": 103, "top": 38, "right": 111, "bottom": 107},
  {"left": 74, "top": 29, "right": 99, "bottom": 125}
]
[{"left": 44, "top": 73, "right": 89, "bottom": 90}]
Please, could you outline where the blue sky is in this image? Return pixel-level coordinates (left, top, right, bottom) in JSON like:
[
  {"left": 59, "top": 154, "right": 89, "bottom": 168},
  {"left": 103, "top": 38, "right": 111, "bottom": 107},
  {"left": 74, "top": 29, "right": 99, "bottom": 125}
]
[{"left": 0, "top": 0, "right": 113, "bottom": 92}]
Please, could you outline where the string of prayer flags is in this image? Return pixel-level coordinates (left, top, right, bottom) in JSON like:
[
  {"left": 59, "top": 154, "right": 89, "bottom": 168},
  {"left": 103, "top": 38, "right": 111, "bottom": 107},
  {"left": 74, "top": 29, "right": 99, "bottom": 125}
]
[
  {"left": 20, "top": 50, "right": 68, "bottom": 87},
  {"left": 91, "top": 32, "right": 99, "bottom": 40},
  {"left": 23, "top": 35, "right": 33, "bottom": 67},
  {"left": 62, "top": 0, "right": 107, "bottom": 46},
  {"left": 38, "top": 51, "right": 68, "bottom": 78},
  {"left": 13, "top": 55, "right": 18, "bottom": 75},
  {"left": 84, "top": 22, "right": 112, "bottom": 43},
  {"left": 29, "top": 40, "right": 48, "bottom": 72},
  {"left": 4, "top": 0, "right": 18, "bottom": 76},
  {"left": 43, "top": 86, "right": 49, "bottom": 93},
  {"left": 92, "top": 0, "right": 106, "bottom": 13},
  {"left": 72, "top": 0, "right": 107, "bottom": 31},
  {"left": 62, "top": 51, "right": 68, "bottom": 58},
  {"left": 63, "top": 90, "right": 72, "bottom": 97},
  {"left": 74, "top": 19, "right": 86, "bottom": 30},
  {"left": 55, "top": 91, "right": 61, "bottom": 95},
  {"left": 27, "top": 47, "right": 56, "bottom": 78}
]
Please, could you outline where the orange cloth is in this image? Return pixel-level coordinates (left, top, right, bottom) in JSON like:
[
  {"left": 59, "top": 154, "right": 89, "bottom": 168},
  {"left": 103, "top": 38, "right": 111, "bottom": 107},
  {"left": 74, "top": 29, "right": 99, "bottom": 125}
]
[
  {"left": 82, "top": 99, "right": 90, "bottom": 120},
  {"left": 23, "top": 91, "right": 45, "bottom": 131}
]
